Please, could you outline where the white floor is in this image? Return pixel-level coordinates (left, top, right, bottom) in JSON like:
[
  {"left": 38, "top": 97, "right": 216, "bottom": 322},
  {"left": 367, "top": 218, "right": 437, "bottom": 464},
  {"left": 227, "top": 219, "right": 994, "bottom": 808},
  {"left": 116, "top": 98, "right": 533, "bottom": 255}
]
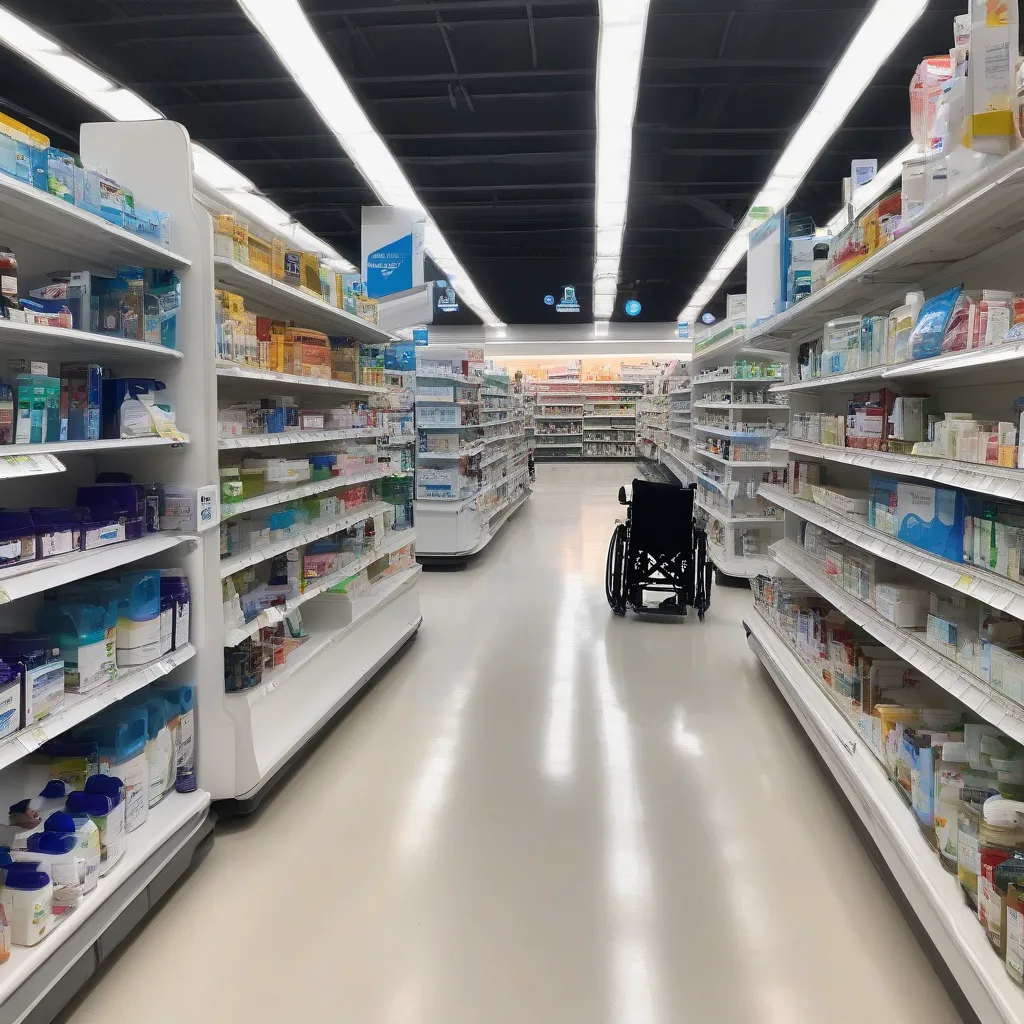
[{"left": 64, "top": 463, "right": 962, "bottom": 1023}]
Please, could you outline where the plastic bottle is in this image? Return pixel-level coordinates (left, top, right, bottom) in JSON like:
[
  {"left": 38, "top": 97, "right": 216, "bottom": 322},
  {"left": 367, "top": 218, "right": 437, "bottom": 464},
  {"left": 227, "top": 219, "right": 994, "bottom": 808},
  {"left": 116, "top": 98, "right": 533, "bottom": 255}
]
[
  {"left": 44, "top": 809, "right": 99, "bottom": 893},
  {"left": 75, "top": 710, "right": 149, "bottom": 831},
  {"left": 935, "top": 741, "right": 972, "bottom": 869},
  {"left": 2, "top": 862, "right": 52, "bottom": 945},
  {"left": 36, "top": 602, "right": 115, "bottom": 694},
  {"left": 16, "top": 830, "right": 83, "bottom": 915},
  {"left": 78, "top": 774, "right": 126, "bottom": 872},
  {"left": 153, "top": 683, "right": 196, "bottom": 793}
]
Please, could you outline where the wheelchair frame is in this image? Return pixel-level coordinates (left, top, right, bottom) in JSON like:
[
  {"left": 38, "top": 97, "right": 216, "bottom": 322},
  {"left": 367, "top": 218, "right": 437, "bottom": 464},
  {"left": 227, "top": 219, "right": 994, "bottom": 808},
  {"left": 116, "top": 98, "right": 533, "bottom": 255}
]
[{"left": 605, "top": 480, "right": 713, "bottom": 620}]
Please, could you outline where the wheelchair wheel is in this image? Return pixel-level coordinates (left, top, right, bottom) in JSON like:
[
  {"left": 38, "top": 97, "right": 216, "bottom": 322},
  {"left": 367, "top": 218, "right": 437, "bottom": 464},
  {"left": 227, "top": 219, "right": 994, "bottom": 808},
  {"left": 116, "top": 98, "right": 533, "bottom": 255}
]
[{"left": 606, "top": 523, "right": 628, "bottom": 616}]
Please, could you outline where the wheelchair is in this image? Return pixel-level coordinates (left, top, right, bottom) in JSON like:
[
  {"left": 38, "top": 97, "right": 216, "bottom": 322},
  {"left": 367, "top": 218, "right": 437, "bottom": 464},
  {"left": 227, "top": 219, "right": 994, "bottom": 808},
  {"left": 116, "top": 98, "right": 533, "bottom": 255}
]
[{"left": 605, "top": 479, "right": 712, "bottom": 619}]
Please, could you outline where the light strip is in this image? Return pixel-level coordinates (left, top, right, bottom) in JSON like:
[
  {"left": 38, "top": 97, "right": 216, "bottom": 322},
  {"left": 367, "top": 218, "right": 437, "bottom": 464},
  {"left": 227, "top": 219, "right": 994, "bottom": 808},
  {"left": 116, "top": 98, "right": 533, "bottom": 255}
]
[
  {"left": 593, "top": 0, "right": 652, "bottom": 321},
  {"left": 677, "top": 0, "right": 928, "bottom": 325},
  {"left": 236, "top": 0, "right": 504, "bottom": 327},
  {"left": 0, "top": 5, "right": 359, "bottom": 272}
]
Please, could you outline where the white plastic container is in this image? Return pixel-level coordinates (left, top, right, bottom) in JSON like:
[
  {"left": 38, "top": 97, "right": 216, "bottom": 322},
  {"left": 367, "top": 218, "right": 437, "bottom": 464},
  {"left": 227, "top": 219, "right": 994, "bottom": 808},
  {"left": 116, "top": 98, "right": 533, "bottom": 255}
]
[{"left": 1, "top": 863, "right": 52, "bottom": 946}]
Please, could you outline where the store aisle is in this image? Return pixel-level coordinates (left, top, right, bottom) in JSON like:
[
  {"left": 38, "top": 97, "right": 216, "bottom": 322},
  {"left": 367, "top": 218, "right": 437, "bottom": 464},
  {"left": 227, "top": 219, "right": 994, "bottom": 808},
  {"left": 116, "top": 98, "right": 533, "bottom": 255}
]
[{"left": 64, "top": 464, "right": 961, "bottom": 1024}]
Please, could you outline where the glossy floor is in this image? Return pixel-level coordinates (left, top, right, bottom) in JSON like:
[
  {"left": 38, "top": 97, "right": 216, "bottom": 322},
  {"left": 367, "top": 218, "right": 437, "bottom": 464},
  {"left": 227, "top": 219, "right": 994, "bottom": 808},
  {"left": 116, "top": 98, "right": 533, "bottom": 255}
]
[{"left": 64, "top": 463, "right": 961, "bottom": 1024}]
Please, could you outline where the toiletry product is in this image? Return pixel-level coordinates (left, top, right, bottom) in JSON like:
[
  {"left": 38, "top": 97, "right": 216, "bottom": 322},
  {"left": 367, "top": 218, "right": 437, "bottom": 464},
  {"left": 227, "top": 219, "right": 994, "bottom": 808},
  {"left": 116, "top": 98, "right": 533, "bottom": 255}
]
[
  {"left": 0, "top": 661, "right": 20, "bottom": 740},
  {"left": 910, "top": 286, "right": 962, "bottom": 361},
  {"left": 72, "top": 776, "right": 125, "bottom": 872},
  {"left": 160, "top": 571, "right": 190, "bottom": 651},
  {"left": 115, "top": 570, "right": 162, "bottom": 667},
  {"left": 0, "top": 635, "right": 64, "bottom": 726},
  {"left": 0, "top": 511, "right": 35, "bottom": 568},
  {"left": 17, "top": 830, "right": 82, "bottom": 914},
  {"left": 127, "top": 696, "right": 174, "bottom": 806},
  {"left": 1, "top": 862, "right": 51, "bottom": 945},
  {"left": 76, "top": 710, "right": 148, "bottom": 832},
  {"left": 153, "top": 683, "right": 195, "bottom": 792},
  {"left": 36, "top": 602, "right": 115, "bottom": 694},
  {"left": 47, "top": 809, "right": 99, "bottom": 894}
]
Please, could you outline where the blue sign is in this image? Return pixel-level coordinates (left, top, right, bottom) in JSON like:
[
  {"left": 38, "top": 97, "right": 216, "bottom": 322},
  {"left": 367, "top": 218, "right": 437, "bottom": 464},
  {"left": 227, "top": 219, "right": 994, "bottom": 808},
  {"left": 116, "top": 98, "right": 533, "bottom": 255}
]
[
  {"left": 412, "top": 327, "right": 429, "bottom": 346},
  {"left": 556, "top": 286, "right": 580, "bottom": 314},
  {"left": 624, "top": 299, "right": 641, "bottom": 317},
  {"left": 701, "top": 312, "right": 717, "bottom": 325},
  {"left": 544, "top": 294, "right": 555, "bottom": 306},
  {"left": 366, "top": 232, "right": 414, "bottom": 298},
  {"left": 678, "top": 322, "right": 690, "bottom": 340}
]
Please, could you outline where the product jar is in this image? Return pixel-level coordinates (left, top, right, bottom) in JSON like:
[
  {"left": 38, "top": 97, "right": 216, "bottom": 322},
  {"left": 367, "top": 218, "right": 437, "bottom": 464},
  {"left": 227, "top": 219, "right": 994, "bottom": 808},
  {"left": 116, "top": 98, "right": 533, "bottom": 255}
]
[{"left": 958, "top": 801, "right": 983, "bottom": 905}]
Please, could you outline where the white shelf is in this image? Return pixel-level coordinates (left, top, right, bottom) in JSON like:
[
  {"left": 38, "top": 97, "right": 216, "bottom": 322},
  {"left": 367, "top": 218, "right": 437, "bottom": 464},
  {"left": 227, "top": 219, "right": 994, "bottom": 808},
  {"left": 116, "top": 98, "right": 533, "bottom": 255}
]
[
  {"left": 414, "top": 397, "right": 480, "bottom": 406},
  {"left": 0, "top": 789, "right": 209, "bottom": 1018},
  {"left": 416, "top": 371, "right": 482, "bottom": 386},
  {"left": 536, "top": 441, "right": 584, "bottom": 449},
  {"left": 221, "top": 466, "right": 389, "bottom": 518},
  {"left": 479, "top": 450, "right": 509, "bottom": 469},
  {"left": 694, "top": 402, "right": 787, "bottom": 411},
  {"left": 213, "top": 256, "right": 391, "bottom": 344},
  {"left": 747, "top": 145, "right": 1024, "bottom": 345},
  {"left": 535, "top": 415, "right": 584, "bottom": 421},
  {"left": 669, "top": 428, "right": 691, "bottom": 439},
  {"left": 693, "top": 424, "right": 783, "bottom": 440},
  {"left": 218, "top": 427, "right": 382, "bottom": 450},
  {"left": 415, "top": 419, "right": 508, "bottom": 431},
  {"left": 772, "top": 366, "right": 888, "bottom": 393},
  {"left": 707, "top": 537, "right": 775, "bottom": 579},
  {"left": 219, "top": 501, "right": 389, "bottom": 577},
  {"left": 216, "top": 363, "right": 388, "bottom": 396},
  {"left": 0, "top": 453, "right": 67, "bottom": 481},
  {"left": 0, "top": 643, "right": 195, "bottom": 774},
  {"left": 0, "top": 319, "right": 184, "bottom": 362},
  {"left": 774, "top": 344, "right": 1024, "bottom": 395},
  {"left": 779, "top": 438, "right": 1024, "bottom": 502},
  {"left": 416, "top": 444, "right": 485, "bottom": 460},
  {"left": 0, "top": 533, "right": 197, "bottom": 605},
  {"left": 584, "top": 414, "right": 636, "bottom": 421},
  {"left": 745, "top": 610, "right": 1024, "bottom": 1024},
  {"left": 695, "top": 496, "right": 782, "bottom": 526},
  {"left": 658, "top": 446, "right": 697, "bottom": 485},
  {"left": 693, "top": 448, "right": 779, "bottom": 469},
  {"left": 0, "top": 435, "right": 188, "bottom": 461},
  {"left": 224, "top": 528, "right": 416, "bottom": 646},
  {"left": 769, "top": 538, "right": 1024, "bottom": 747},
  {"left": 693, "top": 376, "right": 778, "bottom": 387},
  {"left": 0, "top": 171, "right": 190, "bottom": 270},
  {"left": 234, "top": 566, "right": 422, "bottom": 707},
  {"left": 760, "top": 484, "right": 1024, "bottom": 623}
]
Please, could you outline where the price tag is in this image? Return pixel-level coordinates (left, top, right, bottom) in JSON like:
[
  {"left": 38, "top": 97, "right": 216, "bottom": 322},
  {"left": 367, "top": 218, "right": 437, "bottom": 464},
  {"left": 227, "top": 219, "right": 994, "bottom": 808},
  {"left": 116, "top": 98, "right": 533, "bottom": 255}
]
[
  {"left": 956, "top": 574, "right": 975, "bottom": 592},
  {"left": 31, "top": 727, "right": 48, "bottom": 747}
]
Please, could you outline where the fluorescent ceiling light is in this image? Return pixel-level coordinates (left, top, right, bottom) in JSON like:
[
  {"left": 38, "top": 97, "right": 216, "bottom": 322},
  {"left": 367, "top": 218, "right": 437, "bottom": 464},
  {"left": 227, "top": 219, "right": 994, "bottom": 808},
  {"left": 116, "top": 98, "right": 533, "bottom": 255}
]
[
  {"left": 0, "top": 4, "right": 354, "bottom": 272},
  {"left": 237, "top": 0, "right": 504, "bottom": 327},
  {"left": 677, "top": 0, "right": 928, "bottom": 323},
  {"left": 192, "top": 144, "right": 255, "bottom": 192},
  {"left": 593, "top": 0, "right": 651, "bottom": 321}
]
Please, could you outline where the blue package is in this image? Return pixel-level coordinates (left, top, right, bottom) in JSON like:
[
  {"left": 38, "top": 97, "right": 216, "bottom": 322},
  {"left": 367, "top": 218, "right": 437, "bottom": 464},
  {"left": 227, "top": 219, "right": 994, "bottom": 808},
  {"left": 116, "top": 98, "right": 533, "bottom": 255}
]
[
  {"left": 896, "top": 481, "right": 965, "bottom": 562},
  {"left": 0, "top": 136, "right": 46, "bottom": 190},
  {"left": 74, "top": 164, "right": 101, "bottom": 216},
  {"left": 909, "top": 286, "right": 962, "bottom": 361},
  {"left": 385, "top": 342, "right": 416, "bottom": 372}
]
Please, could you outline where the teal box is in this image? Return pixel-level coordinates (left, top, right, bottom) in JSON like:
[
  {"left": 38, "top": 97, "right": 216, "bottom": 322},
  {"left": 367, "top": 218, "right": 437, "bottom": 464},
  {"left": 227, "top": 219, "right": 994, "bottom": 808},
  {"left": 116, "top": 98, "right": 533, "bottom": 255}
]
[{"left": 0, "top": 136, "right": 47, "bottom": 190}]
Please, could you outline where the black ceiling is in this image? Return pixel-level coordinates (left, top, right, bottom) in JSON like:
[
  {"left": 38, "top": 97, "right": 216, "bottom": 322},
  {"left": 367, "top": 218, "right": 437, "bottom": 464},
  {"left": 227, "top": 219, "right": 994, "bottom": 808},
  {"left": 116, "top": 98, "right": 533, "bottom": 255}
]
[{"left": 0, "top": 0, "right": 967, "bottom": 324}]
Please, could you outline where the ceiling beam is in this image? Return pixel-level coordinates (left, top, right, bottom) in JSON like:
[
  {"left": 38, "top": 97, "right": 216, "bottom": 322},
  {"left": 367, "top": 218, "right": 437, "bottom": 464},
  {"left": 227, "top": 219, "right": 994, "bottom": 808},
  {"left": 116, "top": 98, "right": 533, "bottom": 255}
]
[{"left": 527, "top": 5, "right": 539, "bottom": 68}]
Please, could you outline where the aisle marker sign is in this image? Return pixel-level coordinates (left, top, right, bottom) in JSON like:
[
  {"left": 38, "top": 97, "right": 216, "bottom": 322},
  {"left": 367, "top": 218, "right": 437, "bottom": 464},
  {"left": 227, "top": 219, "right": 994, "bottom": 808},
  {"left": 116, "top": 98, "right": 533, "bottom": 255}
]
[{"left": 361, "top": 207, "right": 425, "bottom": 299}]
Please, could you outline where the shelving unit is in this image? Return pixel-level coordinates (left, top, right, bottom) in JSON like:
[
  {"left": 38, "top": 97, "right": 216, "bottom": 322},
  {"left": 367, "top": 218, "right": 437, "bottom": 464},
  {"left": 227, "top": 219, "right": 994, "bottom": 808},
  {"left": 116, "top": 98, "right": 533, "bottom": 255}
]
[
  {"left": 414, "top": 349, "right": 531, "bottom": 559},
  {"left": 739, "top": 122, "right": 1024, "bottom": 1023},
  {"left": 0, "top": 120, "right": 215, "bottom": 1019},
  {"left": 687, "top": 337, "right": 789, "bottom": 578}
]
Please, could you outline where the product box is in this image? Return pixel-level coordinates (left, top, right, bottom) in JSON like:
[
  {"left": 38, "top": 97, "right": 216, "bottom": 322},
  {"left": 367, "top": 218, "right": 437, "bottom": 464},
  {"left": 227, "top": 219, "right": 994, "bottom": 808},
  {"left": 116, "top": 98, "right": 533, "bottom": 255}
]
[
  {"left": 74, "top": 164, "right": 101, "bottom": 216},
  {"left": 0, "top": 113, "right": 48, "bottom": 191},
  {"left": 97, "top": 175, "right": 125, "bottom": 228},
  {"left": 896, "top": 482, "right": 965, "bottom": 562},
  {"left": 61, "top": 363, "right": 102, "bottom": 441},
  {"left": 46, "top": 148, "right": 76, "bottom": 204}
]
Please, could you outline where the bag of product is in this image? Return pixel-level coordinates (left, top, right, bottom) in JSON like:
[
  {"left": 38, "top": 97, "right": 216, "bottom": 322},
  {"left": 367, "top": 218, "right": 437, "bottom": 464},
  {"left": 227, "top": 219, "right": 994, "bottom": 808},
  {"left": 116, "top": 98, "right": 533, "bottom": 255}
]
[{"left": 910, "top": 285, "right": 962, "bottom": 360}]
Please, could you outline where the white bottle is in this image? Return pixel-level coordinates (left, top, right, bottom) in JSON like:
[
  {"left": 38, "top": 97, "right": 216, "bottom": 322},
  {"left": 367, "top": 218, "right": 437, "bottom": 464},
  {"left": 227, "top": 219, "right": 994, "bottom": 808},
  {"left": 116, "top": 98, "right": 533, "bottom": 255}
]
[{"left": 1, "top": 863, "right": 53, "bottom": 946}]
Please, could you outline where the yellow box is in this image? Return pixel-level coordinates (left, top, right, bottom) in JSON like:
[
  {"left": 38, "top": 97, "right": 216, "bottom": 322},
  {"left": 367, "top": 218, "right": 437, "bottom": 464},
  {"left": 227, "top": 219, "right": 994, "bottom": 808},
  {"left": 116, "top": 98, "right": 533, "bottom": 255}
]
[
  {"left": 248, "top": 225, "right": 273, "bottom": 278},
  {"left": 299, "top": 252, "right": 321, "bottom": 296},
  {"left": 1000, "top": 445, "right": 1019, "bottom": 468},
  {"left": 267, "top": 323, "right": 286, "bottom": 373},
  {"left": 0, "top": 112, "right": 48, "bottom": 148},
  {"left": 216, "top": 289, "right": 246, "bottom": 320},
  {"left": 271, "top": 238, "right": 286, "bottom": 281}
]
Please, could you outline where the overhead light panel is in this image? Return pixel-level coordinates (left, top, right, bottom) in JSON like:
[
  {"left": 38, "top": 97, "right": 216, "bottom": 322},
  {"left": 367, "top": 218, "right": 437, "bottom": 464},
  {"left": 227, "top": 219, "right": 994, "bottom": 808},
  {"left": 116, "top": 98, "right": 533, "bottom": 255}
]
[
  {"left": 677, "top": 0, "right": 928, "bottom": 324},
  {"left": 237, "top": 0, "right": 504, "bottom": 327},
  {"left": 593, "top": 0, "right": 652, "bottom": 321},
  {"left": 0, "top": 5, "right": 354, "bottom": 271}
]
